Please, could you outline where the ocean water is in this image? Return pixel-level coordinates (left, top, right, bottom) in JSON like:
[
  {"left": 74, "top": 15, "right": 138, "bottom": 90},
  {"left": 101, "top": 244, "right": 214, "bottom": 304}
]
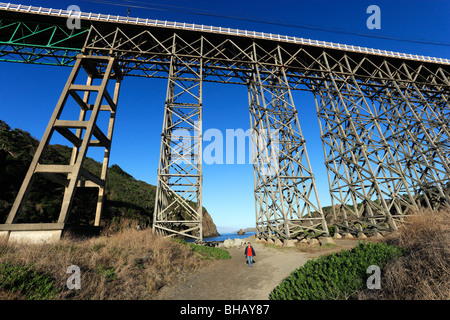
[
  {"left": 186, "top": 232, "right": 256, "bottom": 243},
  {"left": 204, "top": 232, "right": 256, "bottom": 242}
]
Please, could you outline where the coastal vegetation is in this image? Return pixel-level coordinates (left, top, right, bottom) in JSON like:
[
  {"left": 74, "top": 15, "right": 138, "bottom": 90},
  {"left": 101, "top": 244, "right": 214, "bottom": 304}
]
[
  {"left": 0, "top": 229, "right": 229, "bottom": 299},
  {"left": 173, "top": 239, "right": 231, "bottom": 260},
  {"left": 269, "top": 242, "right": 403, "bottom": 300},
  {"left": 270, "top": 209, "right": 450, "bottom": 300}
]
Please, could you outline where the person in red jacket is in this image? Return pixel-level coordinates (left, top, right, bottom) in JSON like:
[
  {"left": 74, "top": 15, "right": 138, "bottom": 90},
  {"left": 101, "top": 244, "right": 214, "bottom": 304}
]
[{"left": 244, "top": 242, "right": 256, "bottom": 268}]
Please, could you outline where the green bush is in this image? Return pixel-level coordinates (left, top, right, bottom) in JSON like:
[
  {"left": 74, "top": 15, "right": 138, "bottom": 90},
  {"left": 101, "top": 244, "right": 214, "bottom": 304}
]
[
  {"left": 327, "top": 225, "right": 336, "bottom": 237},
  {"left": 188, "top": 243, "right": 231, "bottom": 260},
  {"left": 0, "top": 262, "right": 60, "bottom": 299},
  {"left": 172, "top": 239, "right": 231, "bottom": 260},
  {"left": 269, "top": 242, "right": 403, "bottom": 300},
  {"left": 96, "top": 264, "right": 117, "bottom": 282}
]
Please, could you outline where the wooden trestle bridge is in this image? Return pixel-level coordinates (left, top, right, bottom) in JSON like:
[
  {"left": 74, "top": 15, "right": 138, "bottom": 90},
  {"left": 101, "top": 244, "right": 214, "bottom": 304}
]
[{"left": 0, "top": 3, "right": 449, "bottom": 242}]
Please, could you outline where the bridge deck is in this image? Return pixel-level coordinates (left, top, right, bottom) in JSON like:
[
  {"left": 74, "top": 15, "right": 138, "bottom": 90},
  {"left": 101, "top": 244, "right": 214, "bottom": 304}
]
[
  {"left": 1, "top": 2, "right": 449, "bottom": 90},
  {"left": 1, "top": 2, "right": 449, "bottom": 65}
]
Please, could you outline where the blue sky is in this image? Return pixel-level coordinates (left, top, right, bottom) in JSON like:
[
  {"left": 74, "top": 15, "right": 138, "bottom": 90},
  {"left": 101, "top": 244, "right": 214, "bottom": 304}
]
[{"left": 0, "top": 0, "right": 449, "bottom": 233}]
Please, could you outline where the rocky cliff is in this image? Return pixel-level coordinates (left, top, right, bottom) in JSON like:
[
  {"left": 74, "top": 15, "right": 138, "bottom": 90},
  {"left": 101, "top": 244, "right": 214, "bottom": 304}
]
[{"left": 202, "top": 209, "right": 220, "bottom": 238}]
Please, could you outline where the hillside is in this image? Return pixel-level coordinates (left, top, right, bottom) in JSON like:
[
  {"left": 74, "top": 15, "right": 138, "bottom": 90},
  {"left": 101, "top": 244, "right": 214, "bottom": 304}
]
[{"left": 0, "top": 120, "right": 219, "bottom": 238}]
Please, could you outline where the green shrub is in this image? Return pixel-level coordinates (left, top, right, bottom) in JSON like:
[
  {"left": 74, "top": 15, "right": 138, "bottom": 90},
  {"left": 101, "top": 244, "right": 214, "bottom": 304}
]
[
  {"left": 172, "top": 239, "right": 231, "bottom": 260},
  {"left": 96, "top": 264, "right": 117, "bottom": 282},
  {"left": 328, "top": 225, "right": 336, "bottom": 237},
  {"left": 0, "top": 262, "right": 60, "bottom": 299},
  {"left": 188, "top": 243, "right": 231, "bottom": 260},
  {"left": 269, "top": 242, "right": 403, "bottom": 300}
]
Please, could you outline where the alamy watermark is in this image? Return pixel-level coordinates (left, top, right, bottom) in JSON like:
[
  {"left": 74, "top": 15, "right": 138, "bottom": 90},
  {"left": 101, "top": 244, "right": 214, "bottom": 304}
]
[
  {"left": 66, "top": 5, "right": 81, "bottom": 30},
  {"left": 171, "top": 123, "right": 281, "bottom": 176},
  {"left": 66, "top": 264, "right": 81, "bottom": 290},
  {"left": 366, "top": 5, "right": 381, "bottom": 30},
  {"left": 366, "top": 265, "right": 381, "bottom": 289}
]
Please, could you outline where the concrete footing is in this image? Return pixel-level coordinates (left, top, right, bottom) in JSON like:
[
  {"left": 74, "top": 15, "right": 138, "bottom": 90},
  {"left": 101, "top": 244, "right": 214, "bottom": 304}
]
[
  {"left": 0, "top": 223, "right": 101, "bottom": 244},
  {"left": 1, "top": 230, "right": 63, "bottom": 244}
]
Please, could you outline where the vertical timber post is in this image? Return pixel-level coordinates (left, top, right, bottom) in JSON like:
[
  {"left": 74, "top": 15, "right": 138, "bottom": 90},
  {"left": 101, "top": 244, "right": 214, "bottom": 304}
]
[
  {"left": 153, "top": 34, "right": 203, "bottom": 240},
  {"left": 0, "top": 55, "right": 122, "bottom": 242},
  {"left": 248, "top": 42, "right": 328, "bottom": 240}
]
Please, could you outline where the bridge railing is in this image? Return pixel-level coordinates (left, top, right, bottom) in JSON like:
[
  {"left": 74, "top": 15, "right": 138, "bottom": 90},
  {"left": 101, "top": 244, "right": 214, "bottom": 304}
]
[{"left": 1, "top": 2, "right": 449, "bottom": 65}]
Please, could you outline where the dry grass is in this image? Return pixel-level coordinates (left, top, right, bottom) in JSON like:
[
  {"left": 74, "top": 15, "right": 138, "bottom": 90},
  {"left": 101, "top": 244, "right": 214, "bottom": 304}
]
[
  {"left": 0, "top": 230, "right": 208, "bottom": 299},
  {"left": 357, "top": 208, "right": 450, "bottom": 300}
]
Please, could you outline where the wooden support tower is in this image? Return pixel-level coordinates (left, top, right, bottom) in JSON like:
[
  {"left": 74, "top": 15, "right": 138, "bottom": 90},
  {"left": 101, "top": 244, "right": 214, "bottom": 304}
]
[
  {"left": 248, "top": 44, "right": 329, "bottom": 239},
  {"left": 152, "top": 36, "right": 204, "bottom": 240},
  {"left": 0, "top": 55, "right": 122, "bottom": 242}
]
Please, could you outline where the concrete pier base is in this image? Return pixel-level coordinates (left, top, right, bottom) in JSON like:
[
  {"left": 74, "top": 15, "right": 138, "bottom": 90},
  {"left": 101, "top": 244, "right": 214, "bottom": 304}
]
[
  {"left": 0, "top": 223, "right": 101, "bottom": 244},
  {"left": 6, "top": 230, "right": 63, "bottom": 244}
]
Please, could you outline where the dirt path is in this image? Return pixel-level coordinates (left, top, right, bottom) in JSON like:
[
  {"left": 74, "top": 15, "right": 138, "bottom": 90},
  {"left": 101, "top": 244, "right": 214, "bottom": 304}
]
[{"left": 156, "top": 238, "right": 359, "bottom": 300}]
